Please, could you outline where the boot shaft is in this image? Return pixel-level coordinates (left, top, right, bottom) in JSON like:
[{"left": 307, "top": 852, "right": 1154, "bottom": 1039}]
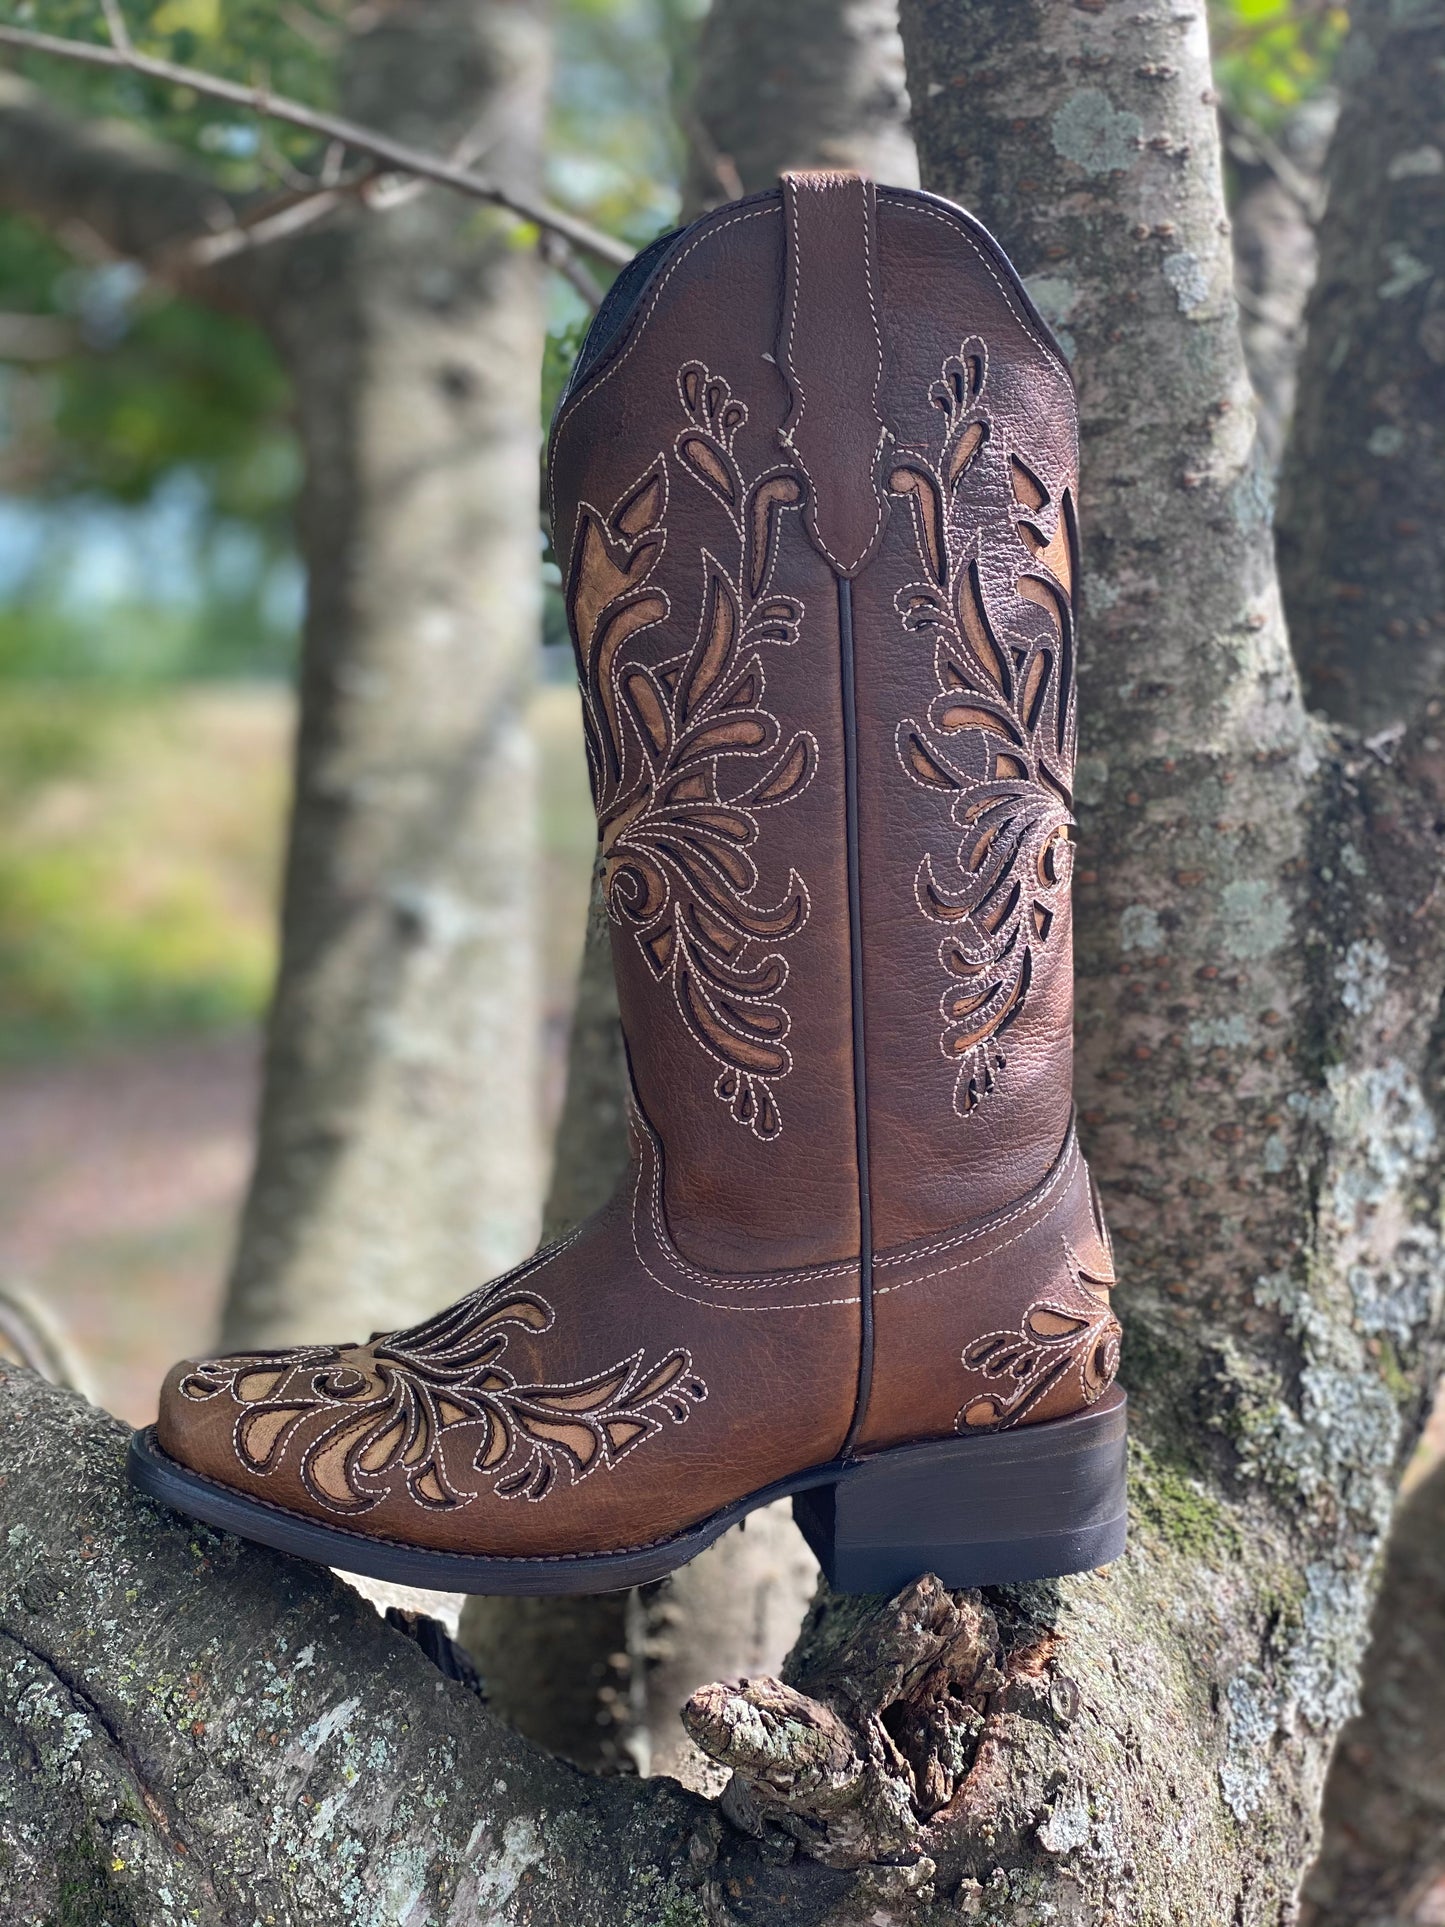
[
  {"left": 137, "top": 194, "right": 1121, "bottom": 1590},
  {"left": 549, "top": 174, "right": 1079, "bottom": 1273}
]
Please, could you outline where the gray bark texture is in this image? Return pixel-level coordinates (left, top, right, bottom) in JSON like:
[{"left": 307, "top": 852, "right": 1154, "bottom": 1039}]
[
  {"left": 459, "top": 0, "right": 919, "bottom": 1779},
  {"left": 1275, "top": 0, "right": 1445, "bottom": 732},
  {"left": 891, "top": 0, "right": 1445, "bottom": 1914},
  {"left": 1227, "top": 98, "right": 1335, "bottom": 473},
  {"left": 1300, "top": 1452, "right": 1445, "bottom": 1927},
  {"left": 223, "top": 0, "right": 551, "bottom": 1347},
  {"left": 680, "top": 0, "right": 918, "bottom": 214},
  {"left": 532, "top": 870, "right": 631, "bottom": 1249},
  {"left": 6, "top": 1, "right": 1445, "bottom": 1922}
]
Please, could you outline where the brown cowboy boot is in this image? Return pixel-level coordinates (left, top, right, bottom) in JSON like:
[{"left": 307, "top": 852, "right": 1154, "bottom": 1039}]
[{"left": 131, "top": 172, "right": 1126, "bottom": 1594}]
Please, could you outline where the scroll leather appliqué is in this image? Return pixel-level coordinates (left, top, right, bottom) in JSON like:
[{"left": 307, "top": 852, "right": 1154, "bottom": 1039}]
[{"left": 777, "top": 170, "right": 891, "bottom": 578}]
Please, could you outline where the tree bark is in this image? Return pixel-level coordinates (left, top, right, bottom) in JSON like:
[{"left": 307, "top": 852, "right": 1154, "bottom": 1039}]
[
  {"left": 1300, "top": 1449, "right": 1445, "bottom": 1927},
  {"left": 0, "top": 1365, "right": 731, "bottom": 1925},
  {"left": 883, "top": 0, "right": 1445, "bottom": 1912},
  {"left": 1227, "top": 98, "right": 1335, "bottom": 473},
  {"left": 459, "top": 0, "right": 919, "bottom": 1779},
  {"left": 680, "top": 0, "right": 918, "bottom": 215},
  {"left": 221, "top": 0, "right": 550, "bottom": 1346},
  {"left": 533, "top": 871, "right": 631, "bottom": 1247},
  {"left": 1275, "top": 0, "right": 1445, "bottom": 732},
  {"left": 0, "top": 10, "right": 555, "bottom": 1350}
]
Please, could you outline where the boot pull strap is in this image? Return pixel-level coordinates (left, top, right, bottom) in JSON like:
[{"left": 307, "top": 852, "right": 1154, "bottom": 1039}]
[{"left": 777, "top": 169, "right": 892, "bottom": 579}]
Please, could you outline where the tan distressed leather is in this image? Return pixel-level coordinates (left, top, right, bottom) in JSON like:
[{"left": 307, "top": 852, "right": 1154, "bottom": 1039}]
[{"left": 153, "top": 175, "right": 1121, "bottom": 1563}]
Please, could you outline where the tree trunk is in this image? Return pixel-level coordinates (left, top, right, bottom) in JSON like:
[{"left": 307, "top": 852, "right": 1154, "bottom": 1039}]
[
  {"left": 1270, "top": 4, "right": 1445, "bottom": 1908},
  {"left": 221, "top": 0, "right": 551, "bottom": 1348},
  {"left": 680, "top": 0, "right": 918, "bottom": 214},
  {"left": 878, "top": 0, "right": 1445, "bottom": 1911},
  {"left": 459, "top": 0, "right": 918, "bottom": 1779},
  {"left": 1275, "top": 0, "right": 1445, "bottom": 732},
  {"left": 1300, "top": 1449, "right": 1445, "bottom": 1927},
  {"left": 1227, "top": 98, "right": 1335, "bottom": 473}
]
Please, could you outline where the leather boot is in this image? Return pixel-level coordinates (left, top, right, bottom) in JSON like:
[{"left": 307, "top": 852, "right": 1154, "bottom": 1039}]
[{"left": 131, "top": 172, "right": 1126, "bottom": 1594}]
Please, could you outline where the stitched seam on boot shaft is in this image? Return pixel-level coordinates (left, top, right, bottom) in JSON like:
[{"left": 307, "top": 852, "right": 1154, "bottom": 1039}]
[
  {"left": 548, "top": 196, "right": 1070, "bottom": 565},
  {"left": 777, "top": 174, "right": 889, "bottom": 576},
  {"left": 890, "top": 198, "right": 1072, "bottom": 390},
  {"left": 548, "top": 205, "right": 779, "bottom": 545},
  {"left": 628, "top": 1109, "right": 1082, "bottom": 1297}
]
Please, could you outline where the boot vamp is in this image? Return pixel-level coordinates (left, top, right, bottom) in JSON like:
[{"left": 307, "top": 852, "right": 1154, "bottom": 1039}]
[{"left": 154, "top": 1180, "right": 860, "bottom": 1560}]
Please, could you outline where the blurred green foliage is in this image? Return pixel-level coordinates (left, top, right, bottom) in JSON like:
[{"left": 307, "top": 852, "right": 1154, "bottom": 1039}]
[
  {"left": 0, "top": 0, "right": 698, "bottom": 1049},
  {"left": 0, "top": 0, "right": 700, "bottom": 689},
  {"left": 1209, "top": 0, "right": 1349, "bottom": 129}
]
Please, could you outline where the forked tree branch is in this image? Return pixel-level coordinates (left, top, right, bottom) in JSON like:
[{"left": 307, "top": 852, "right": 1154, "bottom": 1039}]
[{"left": 0, "top": 20, "right": 633, "bottom": 266}]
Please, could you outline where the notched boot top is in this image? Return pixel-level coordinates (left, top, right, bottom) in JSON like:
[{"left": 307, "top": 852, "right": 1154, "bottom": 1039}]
[{"left": 133, "top": 173, "right": 1127, "bottom": 1595}]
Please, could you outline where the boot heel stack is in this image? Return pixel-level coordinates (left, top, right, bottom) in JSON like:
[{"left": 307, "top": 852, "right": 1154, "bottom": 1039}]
[{"left": 793, "top": 1388, "right": 1128, "bottom": 1593}]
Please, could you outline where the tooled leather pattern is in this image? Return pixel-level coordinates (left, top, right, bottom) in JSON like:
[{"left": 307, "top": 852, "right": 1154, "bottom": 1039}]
[
  {"left": 888, "top": 336, "right": 1079, "bottom": 1121},
  {"left": 565, "top": 360, "right": 817, "bottom": 1140}
]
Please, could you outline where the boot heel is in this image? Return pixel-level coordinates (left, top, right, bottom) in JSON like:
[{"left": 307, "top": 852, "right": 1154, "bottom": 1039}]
[{"left": 792, "top": 1388, "right": 1127, "bottom": 1593}]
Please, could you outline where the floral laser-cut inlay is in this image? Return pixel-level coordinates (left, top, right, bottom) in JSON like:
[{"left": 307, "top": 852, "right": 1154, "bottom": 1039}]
[
  {"left": 177, "top": 1272, "right": 707, "bottom": 1511},
  {"left": 957, "top": 1245, "right": 1120, "bottom": 1432},
  {"left": 565, "top": 361, "right": 816, "bottom": 1139},
  {"left": 889, "top": 338, "right": 1079, "bottom": 1117}
]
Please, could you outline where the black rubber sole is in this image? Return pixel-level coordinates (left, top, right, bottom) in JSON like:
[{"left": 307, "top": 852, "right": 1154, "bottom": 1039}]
[{"left": 127, "top": 1387, "right": 1126, "bottom": 1596}]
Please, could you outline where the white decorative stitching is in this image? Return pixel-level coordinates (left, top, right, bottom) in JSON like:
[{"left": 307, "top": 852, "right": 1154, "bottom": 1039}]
[
  {"left": 890, "top": 198, "right": 1072, "bottom": 392},
  {"left": 776, "top": 174, "right": 889, "bottom": 576},
  {"left": 625, "top": 1100, "right": 1081, "bottom": 1305},
  {"left": 548, "top": 204, "right": 781, "bottom": 544}
]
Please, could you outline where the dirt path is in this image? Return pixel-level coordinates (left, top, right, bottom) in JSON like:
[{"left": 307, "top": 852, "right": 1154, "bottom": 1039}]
[{"left": 0, "top": 1032, "right": 257, "bottom": 1424}]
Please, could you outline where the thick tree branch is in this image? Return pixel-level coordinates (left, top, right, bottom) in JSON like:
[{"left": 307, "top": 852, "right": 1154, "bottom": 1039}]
[
  {"left": 0, "top": 1368, "right": 728, "bottom": 1922},
  {"left": 0, "top": 69, "right": 256, "bottom": 305},
  {"left": 1276, "top": 0, "right": 1445, "bottom": 731},
  {"left": 0, "top": 21, "right": 632, "bottom": 266}
]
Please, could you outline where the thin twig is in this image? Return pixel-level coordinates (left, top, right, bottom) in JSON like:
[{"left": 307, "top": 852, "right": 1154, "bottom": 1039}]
[
  {"left": 182, "top": 180, "right": 352, "bottom": 266},
  {"left": 0, "top": 21, "right": 633, "bottom": 265},
  {"left": 97, "top": 0, "right": 131, "bottom": 55},
  {"left": 539, "top": 231, "right": 605, "bottom": 308}
]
